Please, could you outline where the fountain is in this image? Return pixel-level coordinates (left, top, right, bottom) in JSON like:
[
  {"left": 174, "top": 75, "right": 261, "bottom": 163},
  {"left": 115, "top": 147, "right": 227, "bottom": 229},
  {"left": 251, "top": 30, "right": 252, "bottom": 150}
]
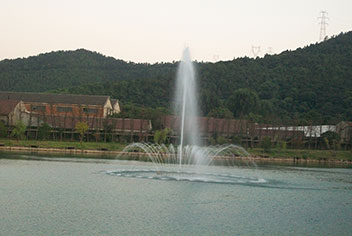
[
  {"left": 174, "top": 47, "right": 200, "bottom": 167},
  {"left": 110, "top": 48, "right": 260, "bottom": 184}
]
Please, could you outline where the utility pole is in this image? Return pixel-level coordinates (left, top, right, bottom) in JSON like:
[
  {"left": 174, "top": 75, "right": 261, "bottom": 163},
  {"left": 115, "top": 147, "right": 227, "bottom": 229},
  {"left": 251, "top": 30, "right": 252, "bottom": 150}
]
[
  {"left": 251, "top": 46, "right": 260, "bottom": 58},
  {"left": 318, "top": 11, "right": 329, "bottom": 42}
]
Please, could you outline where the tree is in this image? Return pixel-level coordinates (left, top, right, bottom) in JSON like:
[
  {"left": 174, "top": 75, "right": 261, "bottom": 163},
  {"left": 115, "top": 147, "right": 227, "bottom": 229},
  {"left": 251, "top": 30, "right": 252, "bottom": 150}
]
[
  {"left": 231, "top": 136, "right": 242, "bottom": 145},
  {"left": 247, "top": 112, "right": 262, "bottom": 123},
  {"left": 227, "top": 88, "right": 259, "bottom": 118},
  {"left": 321, "top": 131, "right": 340, "bottom": 151},
  {"left": 38, "top": 123, "right": 51, "bottom": 140},
  {"left": 0, "top": 121, "right": 7, "bottom": 138},
  {"left": 304, "top": 110, "right": 322, "bottom": 124},
  {"left": 259, "top": 100, "right": 274, "bottom": 121},
  {"left": 112, "top": 103, "right": 169, "bottom": 131},
  {"left": 144, "top": 107, "right": 169, "bottom": 130},
  {"left": 216, "top": 136, "right": 228, "bottom": 145},
  {"left": 75, "top": 121, "right": 89, "bottom": 145},
  {"left": 102, "top": 120, "right": 113, "bottom": 142},
  {"left": 258, "top": 81, "right": 277, "bottom": 99},
  {"left": 11, "top": 121, "right": 26, "bottom": 140},
  {"left": 207, "top": 107, "right": 234, "bottom": 119},
  {"left": 154, "top": 128, "right": 171, "bottom": 144},
  {"left": 200, "top": 90, "right": 222, "bottom": 115},
  {"left": 261, "top": 137, "right": 272, "bottom": 152}
]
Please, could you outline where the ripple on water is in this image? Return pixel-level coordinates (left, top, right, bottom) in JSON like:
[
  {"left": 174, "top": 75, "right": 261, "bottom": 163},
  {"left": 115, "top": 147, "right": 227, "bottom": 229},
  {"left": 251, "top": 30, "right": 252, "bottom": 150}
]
[{"left": 104, "top": 169, "right": 268, "bottom": 186}]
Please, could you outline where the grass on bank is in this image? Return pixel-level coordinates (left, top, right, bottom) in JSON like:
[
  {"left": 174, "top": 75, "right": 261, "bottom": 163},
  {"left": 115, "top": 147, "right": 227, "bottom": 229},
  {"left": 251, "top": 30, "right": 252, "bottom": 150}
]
[
  {"left": 248, "top": 148, "right": 352, "bottom": 161},
  {"left": 0, "top": 138, "right": 351, "bottom": 161},
  {"left": 0, "top": 139, "right": 126, "bottom": 151}
]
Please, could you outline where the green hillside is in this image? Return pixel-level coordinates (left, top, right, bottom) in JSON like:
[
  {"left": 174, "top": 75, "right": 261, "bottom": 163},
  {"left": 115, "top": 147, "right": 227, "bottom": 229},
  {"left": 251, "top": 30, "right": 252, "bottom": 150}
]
[
  {"left": 1, "top": 32, "right": 352, "bottom": 124},
  {"left": 0, "top": 49, "right": 176, "bottom": 91}
]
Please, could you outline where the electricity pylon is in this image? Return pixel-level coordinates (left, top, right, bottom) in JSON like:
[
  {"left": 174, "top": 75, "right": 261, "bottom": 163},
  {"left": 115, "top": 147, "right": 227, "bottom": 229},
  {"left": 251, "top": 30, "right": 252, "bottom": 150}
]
[
  {"left": 318, "top": 11, "right": 329, "bottom": 42},
  {"left": 251, "top": 46, "right": 260, "bottom": 57}
]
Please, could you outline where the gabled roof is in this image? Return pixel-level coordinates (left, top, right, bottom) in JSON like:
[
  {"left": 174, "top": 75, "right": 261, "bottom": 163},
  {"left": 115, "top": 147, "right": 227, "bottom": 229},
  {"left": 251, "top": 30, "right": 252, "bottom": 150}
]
[
  {"left": 0, "top": 91, "right": 109, "bottom": 106},
  {"left": 0, "top": 99, "right": 21, "bottom": 115},
  {"left": 111, "top": 99, "right": 119, "bottom": 106}
]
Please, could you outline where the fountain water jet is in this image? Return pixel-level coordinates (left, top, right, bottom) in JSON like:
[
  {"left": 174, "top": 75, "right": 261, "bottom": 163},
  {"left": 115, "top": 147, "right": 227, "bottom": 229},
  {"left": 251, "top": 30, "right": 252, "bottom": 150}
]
[
  {"left": 113, "top": 48, "right": 259, "bottom": 183},
  {"left": 175, "top": 48, "right": 200, "bottom": 167}
]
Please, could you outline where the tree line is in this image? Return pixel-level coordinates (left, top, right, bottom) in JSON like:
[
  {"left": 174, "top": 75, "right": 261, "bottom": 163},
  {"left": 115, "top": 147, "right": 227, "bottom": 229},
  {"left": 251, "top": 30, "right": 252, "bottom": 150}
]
[{"left": 1, "top": 32, "right": 352, "bottom": 124}]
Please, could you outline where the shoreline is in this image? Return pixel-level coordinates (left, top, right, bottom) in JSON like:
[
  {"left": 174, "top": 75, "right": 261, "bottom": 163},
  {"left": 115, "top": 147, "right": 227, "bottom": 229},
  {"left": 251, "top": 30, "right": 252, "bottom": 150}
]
[{"left": 1, "top": 145, "right": 351, "bottom": 165}]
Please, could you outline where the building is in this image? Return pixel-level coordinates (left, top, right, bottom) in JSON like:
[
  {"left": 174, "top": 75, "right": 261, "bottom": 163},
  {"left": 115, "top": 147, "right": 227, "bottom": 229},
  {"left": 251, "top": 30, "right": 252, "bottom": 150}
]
[
  {"left": 258, "top": 125, "right": 336, "bottom": 138},
  {"left": 336, "top": 121, "right": 352, "bottom": 142},
  {"left": 0, "top": 92, "right": 152, "bottom": 136},
  {"left": 0, "top": 92, "right": 120, "bottom": 118},
  {"left": 0, "top": 100, "right": 27, "bottom": 126},
  {"left": 162, "top": 115, "right": 248, "bottom": 137},
  {"left": 110, "top": 99, "right": 121, "bottom": 115},
  {"left": 0, "top": 99, "right": 43, "bottom": 127}
]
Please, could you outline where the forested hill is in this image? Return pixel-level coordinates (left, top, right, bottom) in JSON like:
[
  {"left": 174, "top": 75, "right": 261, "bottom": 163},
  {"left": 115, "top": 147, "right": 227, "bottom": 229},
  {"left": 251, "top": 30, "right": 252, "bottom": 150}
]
[
  {"left": 0, "top": 49, "right": 176, "bottom": 91},
  {"left": 1, "top": 31, "right": 352, "bottom": 124}
]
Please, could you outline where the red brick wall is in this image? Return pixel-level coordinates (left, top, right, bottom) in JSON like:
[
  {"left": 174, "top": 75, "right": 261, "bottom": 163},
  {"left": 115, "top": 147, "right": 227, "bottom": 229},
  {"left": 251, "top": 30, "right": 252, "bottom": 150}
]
[
  {"left": 30, "top": 114, "right": 151, "bottom": 132},
  {"left": 24, "top": 102, "right": 105, "bottom": 118},
  {"left": 162, "top": 115, "right": 248, "bottom": 136}
]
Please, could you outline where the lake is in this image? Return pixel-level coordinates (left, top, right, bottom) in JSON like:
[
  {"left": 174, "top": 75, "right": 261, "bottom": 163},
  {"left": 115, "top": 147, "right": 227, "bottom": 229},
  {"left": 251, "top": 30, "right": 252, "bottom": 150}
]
[{"left": 1, "top": 152, "right": 351, "bottom": 235}]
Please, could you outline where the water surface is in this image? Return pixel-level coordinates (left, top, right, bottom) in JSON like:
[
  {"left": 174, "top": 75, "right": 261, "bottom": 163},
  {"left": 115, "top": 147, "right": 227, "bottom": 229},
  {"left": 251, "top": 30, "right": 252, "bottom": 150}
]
[{"left": 1, "top": 152, "right": 351, "bottom": 235}]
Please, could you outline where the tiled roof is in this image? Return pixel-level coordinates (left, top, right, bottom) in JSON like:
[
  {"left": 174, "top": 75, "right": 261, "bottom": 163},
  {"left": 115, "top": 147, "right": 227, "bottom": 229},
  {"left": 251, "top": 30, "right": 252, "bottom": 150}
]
[
  {"left": 0, "top": 92, "right": 109, "bottom": 106},
  {"left": 0, "top": 99, "right": 20, "bottom": 115}
]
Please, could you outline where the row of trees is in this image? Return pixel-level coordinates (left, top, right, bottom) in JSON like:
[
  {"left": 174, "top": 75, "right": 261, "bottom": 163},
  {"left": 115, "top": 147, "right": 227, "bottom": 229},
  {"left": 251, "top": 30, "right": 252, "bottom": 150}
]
[{"left": 0, "top": 121, "right": 88, "bottom": 143}]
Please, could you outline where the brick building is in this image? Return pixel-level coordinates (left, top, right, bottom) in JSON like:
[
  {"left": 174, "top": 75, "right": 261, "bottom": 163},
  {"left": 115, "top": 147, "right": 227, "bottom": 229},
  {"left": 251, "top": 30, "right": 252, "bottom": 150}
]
[
  {"left": 336, "top": 121, "right": 352, "bottom": 143},
  {"left": 0, "top": 92, "right": 120, "bottom": 118},
  {"left": 110, "top": 99, "right": 121, "bottom": 115},
  {"left": 0, "top": 99, "right": 36, "bottom": 126},
  {"left": 162, "top": 115, "right": 248, "bottom": 137}
]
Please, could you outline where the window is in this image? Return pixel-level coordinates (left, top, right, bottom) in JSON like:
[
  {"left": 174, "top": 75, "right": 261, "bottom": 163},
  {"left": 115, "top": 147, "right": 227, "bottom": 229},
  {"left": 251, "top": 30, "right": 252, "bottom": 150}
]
[
  {"left": 31, "top": 105, "right": 45, "bottom": 112},
  {"left": 83, "top": 108, "right": 98, "bottom": 114},
  {"left": 57, "top": 107, "right": 72, "bottom": 112}
]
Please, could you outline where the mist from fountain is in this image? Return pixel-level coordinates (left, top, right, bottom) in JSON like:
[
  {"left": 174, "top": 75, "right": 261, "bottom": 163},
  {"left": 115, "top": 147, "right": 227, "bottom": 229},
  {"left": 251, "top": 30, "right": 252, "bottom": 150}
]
[
  {"left": 115, "top": 48, "right": 259, "bottom": 183},
  {"left": 174, "top": 47, "right": 200, "bottom": 167}
]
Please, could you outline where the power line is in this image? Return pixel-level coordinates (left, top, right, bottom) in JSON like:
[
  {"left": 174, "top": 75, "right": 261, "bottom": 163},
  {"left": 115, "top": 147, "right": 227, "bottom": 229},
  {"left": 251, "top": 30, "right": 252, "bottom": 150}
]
[{"left": 318, "top": 11, "right": 329, "bottom": 42}]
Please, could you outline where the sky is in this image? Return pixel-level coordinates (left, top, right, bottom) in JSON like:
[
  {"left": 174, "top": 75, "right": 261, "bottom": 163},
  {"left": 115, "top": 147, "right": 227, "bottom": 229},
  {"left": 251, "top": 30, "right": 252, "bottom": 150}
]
[{"left": 1, "top": 0, "right": 351, "bottom": 63}]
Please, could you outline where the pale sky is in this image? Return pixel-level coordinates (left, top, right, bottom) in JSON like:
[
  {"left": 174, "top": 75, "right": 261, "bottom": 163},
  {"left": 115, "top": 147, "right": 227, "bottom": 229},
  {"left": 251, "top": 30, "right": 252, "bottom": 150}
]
[{"left": 1, "top": 0, "right": 351, "bottom": 63}]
